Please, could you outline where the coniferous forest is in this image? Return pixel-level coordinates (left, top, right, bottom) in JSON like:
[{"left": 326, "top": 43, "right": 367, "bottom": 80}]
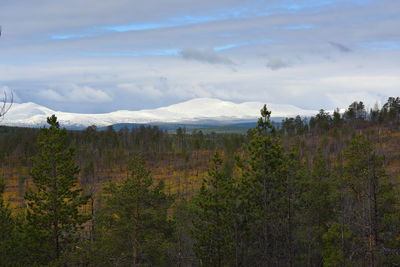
[{"left": 2, "top": 97, "right": 400, "bottom": 266}]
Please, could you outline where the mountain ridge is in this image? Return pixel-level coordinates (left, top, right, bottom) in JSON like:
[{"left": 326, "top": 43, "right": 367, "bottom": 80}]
[{"left": 2, "top": 98, "right": 319, "bottom": 129}]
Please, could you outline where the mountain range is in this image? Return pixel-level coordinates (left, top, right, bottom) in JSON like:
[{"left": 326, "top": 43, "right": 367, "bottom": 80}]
[{"left": 1, "top": 98, "right": 320, "bottom": 129}]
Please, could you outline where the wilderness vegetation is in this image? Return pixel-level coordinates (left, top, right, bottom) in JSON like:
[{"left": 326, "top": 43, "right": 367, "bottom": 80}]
[{"left": 1, "top": 97, "right": 400, "bottom": 266}]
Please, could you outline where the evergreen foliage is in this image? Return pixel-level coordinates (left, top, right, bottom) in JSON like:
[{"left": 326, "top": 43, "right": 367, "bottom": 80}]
[
  {"left": 171, "top": 199, "right": 197, "bottom": 266},
  {"left": 0, "top": 179, "right": 16, "bottom": 264},
  {"left": 24, "top": 115, "right": 90, "bottom": 264},
  {"left": 90, "top": 154, "right": 174, "bottom": 266},
  {"left": 342, "top": 134, "right": 399, "bottom": 265},
  {"left": 191, "top": 151, "right": 236, "bottom": 266},
  {"left": 237, "top": 105, "right": 288, "bottom": 265},
  {"left": 302, "top": 146, "right": 334, "bottom": 265}
]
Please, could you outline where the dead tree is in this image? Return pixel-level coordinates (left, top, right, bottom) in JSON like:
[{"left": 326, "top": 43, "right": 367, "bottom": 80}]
[{"left": 0, "top": 91, "right": 13, "bottom": 120}]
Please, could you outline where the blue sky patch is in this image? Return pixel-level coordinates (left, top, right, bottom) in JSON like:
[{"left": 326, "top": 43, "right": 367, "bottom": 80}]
[
  {"left": 358, "top": 41, "right": 400, "bottom": 50},
  {"left": 52, "top": 33, "right": 93, "bottom": 40},
  {"left": 284, "top": 24, "right": 314, "bottom": 30}
]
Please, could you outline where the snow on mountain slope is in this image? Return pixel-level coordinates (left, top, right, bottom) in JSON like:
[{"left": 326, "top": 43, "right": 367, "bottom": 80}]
[{"left": 2, "top": 98, "right": 319, "bottom": 128}]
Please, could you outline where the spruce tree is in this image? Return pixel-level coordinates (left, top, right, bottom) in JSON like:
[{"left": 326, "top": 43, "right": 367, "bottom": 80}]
[{"left": 24, "top": 115, "right": 89, "bottom": 263}]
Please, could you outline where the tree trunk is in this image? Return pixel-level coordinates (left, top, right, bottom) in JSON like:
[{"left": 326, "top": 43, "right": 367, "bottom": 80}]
[{"left": 53, "top": 219, "right": 59, "bottom": 259}]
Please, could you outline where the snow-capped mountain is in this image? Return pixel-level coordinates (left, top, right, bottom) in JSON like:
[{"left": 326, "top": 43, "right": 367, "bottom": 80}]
[{"left": 1, "top": 98, "right": 319, "bottom": 128}]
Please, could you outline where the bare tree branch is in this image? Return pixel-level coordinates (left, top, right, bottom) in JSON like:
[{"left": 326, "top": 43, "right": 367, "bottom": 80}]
[{"left": 0, "top": 90, "right": 13, "bottom": 121}]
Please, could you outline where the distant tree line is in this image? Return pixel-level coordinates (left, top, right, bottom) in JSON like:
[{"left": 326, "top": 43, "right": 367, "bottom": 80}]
[{"left": 280, "top": 97, "right": 400, "bottom": 136}]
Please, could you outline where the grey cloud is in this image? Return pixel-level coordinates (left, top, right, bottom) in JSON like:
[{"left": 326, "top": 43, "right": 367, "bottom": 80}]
[
  {"left": 266, "top": 57, "right": 290, "bottom": 71},
  {"left": 180, "top": 48, "right": 234, "bottom": 65},
  {"left": 329, "top": 42, "right": 352, "bottom": 53}
]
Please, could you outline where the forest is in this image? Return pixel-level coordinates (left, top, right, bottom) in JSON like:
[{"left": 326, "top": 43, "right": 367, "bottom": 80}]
[{"left": 1, "top": 97, "right": 400, "bottom": 266}]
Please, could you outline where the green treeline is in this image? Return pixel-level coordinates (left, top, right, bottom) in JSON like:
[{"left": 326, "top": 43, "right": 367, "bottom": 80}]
[{"left": 1, "top": 97, "right": 400, "bottom": 266}]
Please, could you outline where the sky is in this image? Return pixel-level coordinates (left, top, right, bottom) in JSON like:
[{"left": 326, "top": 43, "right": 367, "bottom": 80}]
[{"left": 0, "top": 0, "right": 399, "bottom": 113}]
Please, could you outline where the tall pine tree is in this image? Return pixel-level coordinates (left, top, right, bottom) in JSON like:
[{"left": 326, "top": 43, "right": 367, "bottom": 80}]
[
  {"left": 24, "top": 115, "right": 89, "bottom": 263},
  {"left": 237, "top": 105, "right": 288, "bottom": 266}
]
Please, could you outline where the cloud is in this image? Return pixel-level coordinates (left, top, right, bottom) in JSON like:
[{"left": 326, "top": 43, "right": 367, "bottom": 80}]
[
  {"left": 180, "top": 48, "right": 234, "bottom": 65},
  {"left": 38, "top": 85, "right": 112, "bottom": 104},
  {"left": 38, "top": 89, "right": 64, "bottom": 102},
  {"left": 0, "top": 0, "right": 335, "bottom": 41},
  {"left": 0, "top": 0, "right": 399, "bottom": 113},
  {"left": 358, "top": 41, "right": 400, "bottom": 51},
  {"left": 329, "top": 42, "right": 352, "bottom": 53},
  {"left": 266, "top": 57, "right": 290, "bottom": 71},
  {"left": 70, "top": 85, "right": 112, "bottom": 103}
]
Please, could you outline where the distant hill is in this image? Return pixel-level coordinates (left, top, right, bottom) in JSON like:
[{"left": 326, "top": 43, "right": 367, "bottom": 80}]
[{"left": 2, "top": 98, "right": 318, "bottom": 129}]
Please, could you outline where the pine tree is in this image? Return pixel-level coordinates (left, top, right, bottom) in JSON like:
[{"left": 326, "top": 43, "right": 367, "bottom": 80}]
[
  {"left": 285, "top": 144, "right": 308, "bottom": 266},
  {"left": 237, "top": 105, "right": 287, "bottom": 266},
  {"left": 93, "top": 154, "right": 174, "bottom": 266},
  {"left": 323, "top": 133, "right": 400, "bottom": 266},
  {"left": 191, "top": 151, "right": 236, "bottom": 266},
  {"left": 24, "top": 115, "right": 90, "bottom": 263},
  {"left": 332, "top": 108, "right": 343, "bottom": 128},
  {"left": 171, "top": 198, "right": 197, "bottom": 267},
  {"left": 302, "top": 145, "right": 334, "bottom": 265}
]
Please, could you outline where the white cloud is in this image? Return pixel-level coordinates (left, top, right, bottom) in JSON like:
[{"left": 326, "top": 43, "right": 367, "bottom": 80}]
[
  {"left": 38, "top": 85, "right": 112, "bottom": 104},
  {"left": 70, "top": 85, "right": 112, "bottom": 103},
  {"left": 38, "top": 89, "right": 64, "bottom": 102}
]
